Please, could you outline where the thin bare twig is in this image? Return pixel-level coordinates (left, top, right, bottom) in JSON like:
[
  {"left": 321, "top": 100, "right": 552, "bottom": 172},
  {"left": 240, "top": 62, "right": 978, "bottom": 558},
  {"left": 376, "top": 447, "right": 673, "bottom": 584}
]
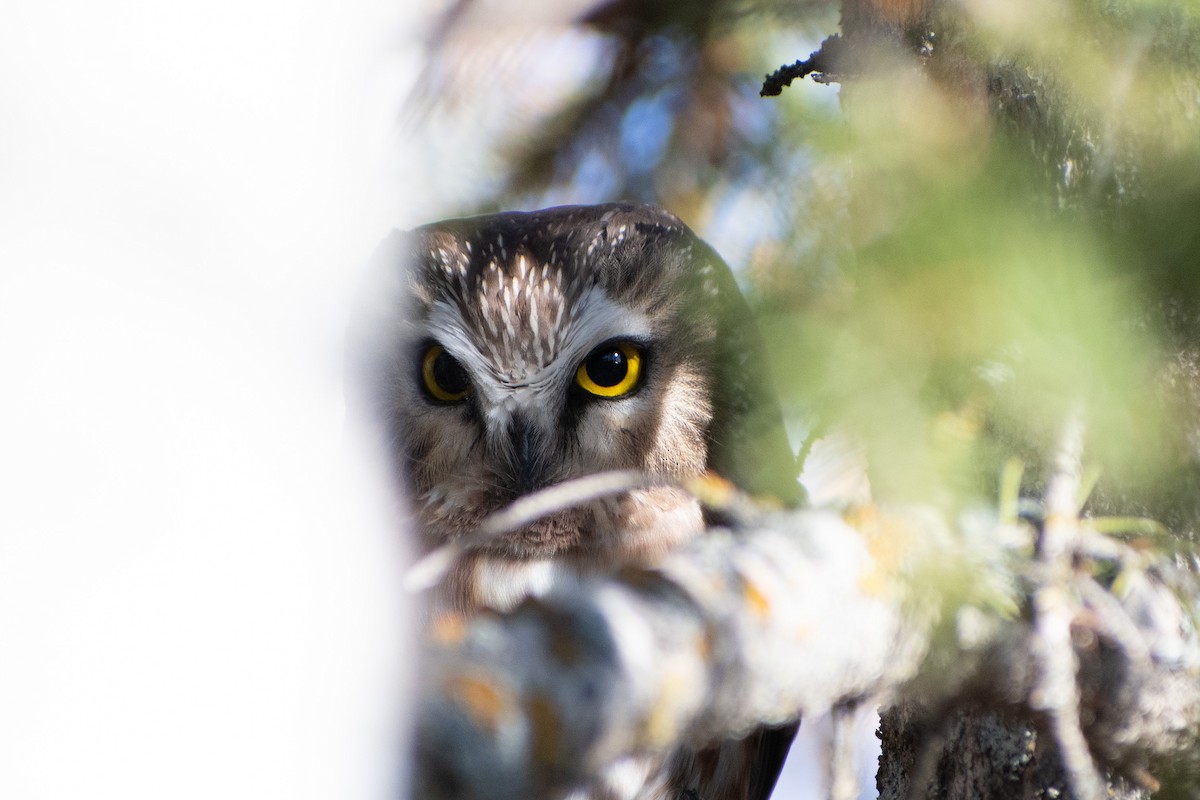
[
  {"left": 829, "top": 702, "right": 862, "bottom": 800},
  {"left": 404, "top": 470, "right": 668, "bottom": 592},
  {"left": 1031, "top": 409, "right": 1105, "bottom": 800}
]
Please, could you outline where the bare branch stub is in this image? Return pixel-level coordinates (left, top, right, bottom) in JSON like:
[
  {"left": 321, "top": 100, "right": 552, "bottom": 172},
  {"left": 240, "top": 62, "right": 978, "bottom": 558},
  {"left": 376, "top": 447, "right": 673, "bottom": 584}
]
[{"left": 760, "top": 34, "right": 846, "bottom": 96}]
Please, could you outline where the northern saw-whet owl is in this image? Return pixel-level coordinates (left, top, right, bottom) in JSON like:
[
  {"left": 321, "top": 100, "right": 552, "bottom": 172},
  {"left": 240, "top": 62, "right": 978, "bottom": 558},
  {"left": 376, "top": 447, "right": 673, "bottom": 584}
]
[{"left": 352, "top": 203, "right": 800, "bottom": 800}]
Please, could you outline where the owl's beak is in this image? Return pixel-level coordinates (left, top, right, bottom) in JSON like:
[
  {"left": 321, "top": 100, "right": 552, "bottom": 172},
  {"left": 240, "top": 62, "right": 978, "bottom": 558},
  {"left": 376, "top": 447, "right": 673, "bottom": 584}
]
[{"left": 509, "top": 415, "right": 548, "bottom": 494}]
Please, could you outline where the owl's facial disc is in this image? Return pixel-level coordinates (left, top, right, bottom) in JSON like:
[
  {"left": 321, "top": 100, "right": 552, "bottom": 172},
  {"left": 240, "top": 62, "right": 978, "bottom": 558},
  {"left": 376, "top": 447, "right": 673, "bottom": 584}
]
[
  {"left": 431, "top": 331, "right": 655, "bottom": 495},
  {"left": 391, "top": 207, "right": 724, "bottom": 562},
  {"left": 405, "top": 324, "right": 707, "bottom": 559}
]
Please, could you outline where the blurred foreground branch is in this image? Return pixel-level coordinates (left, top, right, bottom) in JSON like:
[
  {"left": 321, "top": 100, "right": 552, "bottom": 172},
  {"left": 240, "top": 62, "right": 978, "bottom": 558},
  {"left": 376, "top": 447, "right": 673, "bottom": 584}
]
[{"left": 412, "top": 466, "right": 1200, "bottom": 799}]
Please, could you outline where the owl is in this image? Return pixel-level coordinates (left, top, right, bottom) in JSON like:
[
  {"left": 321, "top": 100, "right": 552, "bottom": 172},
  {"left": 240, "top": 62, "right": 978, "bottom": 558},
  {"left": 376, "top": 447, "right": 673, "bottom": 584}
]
[{"left": 351, "top": 203, "right": 799, "bottom": 800}]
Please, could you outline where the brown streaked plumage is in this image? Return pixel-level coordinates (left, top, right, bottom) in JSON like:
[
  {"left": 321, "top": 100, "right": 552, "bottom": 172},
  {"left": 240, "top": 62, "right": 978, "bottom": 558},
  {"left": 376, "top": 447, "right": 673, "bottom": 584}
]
[{"left": 351, "top": 203, "right": 800, "bottom": 800}]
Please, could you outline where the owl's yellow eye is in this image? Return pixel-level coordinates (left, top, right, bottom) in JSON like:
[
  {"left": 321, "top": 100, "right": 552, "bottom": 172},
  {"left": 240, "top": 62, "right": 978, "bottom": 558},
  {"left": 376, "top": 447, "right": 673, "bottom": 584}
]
[
  {"left": 575, "top": 342, "right": 642, "bottom": 398},
  {"left": 421, "top": 344, "right": 472, "bottom": 402}
]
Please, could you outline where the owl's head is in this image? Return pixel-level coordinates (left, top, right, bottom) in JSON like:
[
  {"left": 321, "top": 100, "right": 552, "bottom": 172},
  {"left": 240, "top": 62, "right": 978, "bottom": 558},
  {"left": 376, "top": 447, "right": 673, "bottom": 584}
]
[{"left": 352, "top": 204, "right": 795, "bottom": 566}]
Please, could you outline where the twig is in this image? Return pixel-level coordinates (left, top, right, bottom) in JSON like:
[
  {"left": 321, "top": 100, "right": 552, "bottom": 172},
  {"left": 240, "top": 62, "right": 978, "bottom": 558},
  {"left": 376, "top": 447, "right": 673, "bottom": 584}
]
[
  {"left": 1030, "top": 409, "right": 1105, "bottom": 800},
  {"left": 404, "top": 469, "right": 666, "bottom": 592},
  {"left": 1075, "top": 573, "right": 1152, "bottom": 665},
  {"left": 760, "top": 35, "right": 845, "bottom": 96},
  {"left": 829, "top": 702, "right": 861, "bottom": 800}
]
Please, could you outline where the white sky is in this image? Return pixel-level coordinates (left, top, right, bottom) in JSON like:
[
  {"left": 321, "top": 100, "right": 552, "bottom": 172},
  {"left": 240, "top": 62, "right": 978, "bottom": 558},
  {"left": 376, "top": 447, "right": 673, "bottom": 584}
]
[{"left": 0, "top": 2, "right": 418, "bottom": 797}]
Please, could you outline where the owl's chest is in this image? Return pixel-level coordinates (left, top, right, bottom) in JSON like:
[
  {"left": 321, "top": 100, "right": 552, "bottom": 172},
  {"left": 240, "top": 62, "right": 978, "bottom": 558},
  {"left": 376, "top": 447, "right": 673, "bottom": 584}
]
[{"left": 433, "top": 486, "right": 706, "bottom": 614}]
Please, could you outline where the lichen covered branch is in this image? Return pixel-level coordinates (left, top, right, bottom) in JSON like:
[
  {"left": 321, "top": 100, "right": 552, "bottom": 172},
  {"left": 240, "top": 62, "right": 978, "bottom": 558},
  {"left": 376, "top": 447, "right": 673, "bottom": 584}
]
[{"left": 412, "top": 486, "right": 1200, "bottom": 799}]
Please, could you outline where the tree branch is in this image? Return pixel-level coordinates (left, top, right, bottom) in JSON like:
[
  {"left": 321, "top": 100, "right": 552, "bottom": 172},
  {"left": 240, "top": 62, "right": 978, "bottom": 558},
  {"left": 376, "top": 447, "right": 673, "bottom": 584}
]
[{"left": 410, "top": 473, "right": 1200, "bottom": 798}]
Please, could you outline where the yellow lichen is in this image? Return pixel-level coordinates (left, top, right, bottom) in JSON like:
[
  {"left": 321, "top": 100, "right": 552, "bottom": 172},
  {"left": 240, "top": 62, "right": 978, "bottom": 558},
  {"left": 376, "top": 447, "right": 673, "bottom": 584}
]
[{"left": 447, "top": 674, "right": 508, "bottom": 733}]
